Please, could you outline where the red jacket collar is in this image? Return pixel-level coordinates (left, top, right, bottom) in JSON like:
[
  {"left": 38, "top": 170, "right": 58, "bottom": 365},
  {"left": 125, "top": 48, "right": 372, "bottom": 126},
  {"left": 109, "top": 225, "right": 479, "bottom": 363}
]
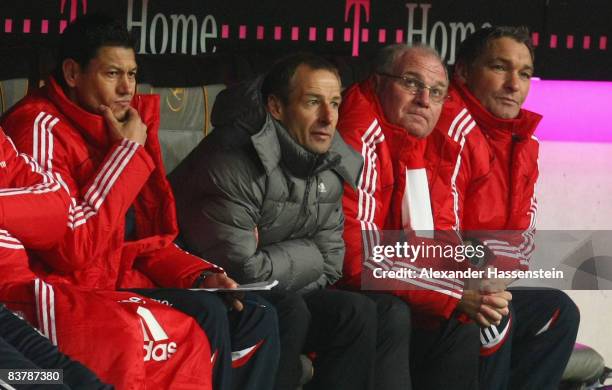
[
  {"left": 359, "top": 77, "right": 411, "bottom": 137},
  {"left": 46, "top": 76, "right": 128, "bottom": 148},
  {"left": 452, "top": 80, "right": 542, "bottom": 141},
  {"left": 356, "top": 77, "right": 427, "bottom": 165}
]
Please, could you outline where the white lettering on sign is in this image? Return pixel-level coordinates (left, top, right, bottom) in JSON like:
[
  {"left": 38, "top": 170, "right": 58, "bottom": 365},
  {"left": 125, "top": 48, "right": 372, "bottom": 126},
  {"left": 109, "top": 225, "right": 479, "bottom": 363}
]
[
  {"left": 127, "top": 0, "right": 218, "bottom": 55},
  {"left": 405, "top": 3, "right": 491, "bottom": 64}
]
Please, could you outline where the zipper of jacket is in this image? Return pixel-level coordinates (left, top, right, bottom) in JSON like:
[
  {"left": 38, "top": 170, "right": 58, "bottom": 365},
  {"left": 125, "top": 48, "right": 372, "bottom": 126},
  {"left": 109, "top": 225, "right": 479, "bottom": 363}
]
[{"left": 295, "top": 156, "right": 321, "bottom": 233}]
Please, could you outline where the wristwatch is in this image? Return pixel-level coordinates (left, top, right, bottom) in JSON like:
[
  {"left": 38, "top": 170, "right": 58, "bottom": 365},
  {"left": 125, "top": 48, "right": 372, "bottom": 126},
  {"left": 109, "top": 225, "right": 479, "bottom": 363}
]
[
  {"left": 192, "top": 270, "right": 216, "bottom": 288},
  {"left": 464, "top": 239, "right": 489, "bottom": 268}
]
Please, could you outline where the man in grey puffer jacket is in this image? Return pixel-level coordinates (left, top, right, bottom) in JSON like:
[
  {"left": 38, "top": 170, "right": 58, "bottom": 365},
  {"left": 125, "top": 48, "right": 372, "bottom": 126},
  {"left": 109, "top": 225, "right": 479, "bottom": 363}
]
[{"left": 170, "top": 54, "right": 412, "bottom": 390}]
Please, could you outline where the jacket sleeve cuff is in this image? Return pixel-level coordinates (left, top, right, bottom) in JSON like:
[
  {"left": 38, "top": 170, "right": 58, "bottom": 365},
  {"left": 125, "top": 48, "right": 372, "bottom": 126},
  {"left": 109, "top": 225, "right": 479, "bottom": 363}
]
[
  {"left": 186, "top": 265, "right": 225, "bottom": 288},
  {"left": 121, "top": 139, "right": 156, "bottom": 173}
]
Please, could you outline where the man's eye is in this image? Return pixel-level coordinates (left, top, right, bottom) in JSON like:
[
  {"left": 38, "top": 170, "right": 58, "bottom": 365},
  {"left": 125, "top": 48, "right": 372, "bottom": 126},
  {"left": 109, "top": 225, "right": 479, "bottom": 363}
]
[
  {"left": 107, "top": 71, "right": 118, "bottom": 77},
  {"left": 402, "top": 78, "right": 420, "bottom": 89},
  {"left": 128, "top": 71, "right": 137, "bottom": 78},
  {"left": 520, "top": 72, "right": 532, "bottom": 79},
  {"left": 307, "top": 99, "right": 319, "bottom": 106},
  {"left": 430, "top": 88, "right": 445, "bottom": 98},
  {"left": 330, "top": 101, "right": 340, "bottom": 109},
  {"left": 491, "top": 64, "right": 506, "bottom": 71}
]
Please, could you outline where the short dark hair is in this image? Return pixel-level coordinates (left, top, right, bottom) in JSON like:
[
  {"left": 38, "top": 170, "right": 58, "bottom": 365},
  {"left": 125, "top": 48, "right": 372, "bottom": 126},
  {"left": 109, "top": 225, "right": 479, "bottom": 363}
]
[
  {"left": 261, "top": 53, "right": 340, "bottom": 104},
  {"left": 455, "top": 26, "right": 534, "bottom": 69},
  {"left": 53, "top": 13, "right": 135, "bottom": 87}
]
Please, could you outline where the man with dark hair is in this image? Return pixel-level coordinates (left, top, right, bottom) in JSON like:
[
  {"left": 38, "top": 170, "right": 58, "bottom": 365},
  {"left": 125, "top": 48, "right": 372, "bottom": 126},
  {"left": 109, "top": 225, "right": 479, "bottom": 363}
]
[
  {"left": 433, "top": 26, "right": 580, "bottom": 389},
  {"left": 170, "top": 53, "right": 412, "bottom": 390},
  {"left": 2, "top": 13, "right": 278, "bottom": 390}
]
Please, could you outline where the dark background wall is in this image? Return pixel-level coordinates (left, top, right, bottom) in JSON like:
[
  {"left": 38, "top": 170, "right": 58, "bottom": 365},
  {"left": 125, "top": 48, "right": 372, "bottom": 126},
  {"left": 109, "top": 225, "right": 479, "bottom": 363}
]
[{"left": 0, "top": 0, "right": 610, "bottom": 86}]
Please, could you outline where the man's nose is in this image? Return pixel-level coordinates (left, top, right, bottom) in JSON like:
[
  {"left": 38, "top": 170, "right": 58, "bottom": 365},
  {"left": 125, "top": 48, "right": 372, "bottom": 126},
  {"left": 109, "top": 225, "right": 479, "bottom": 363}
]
[
  {"left": 319, "top": 103, "right": 335, "bottom": 124},
  {"left": 414, "top": 87, "right": 431, "bottom": 107},
  {"left": 504, "top": 72, "right": 520, "bottom": 92},
  {"left": 118, "top": 75, "right": 133, "bottom": 94}
]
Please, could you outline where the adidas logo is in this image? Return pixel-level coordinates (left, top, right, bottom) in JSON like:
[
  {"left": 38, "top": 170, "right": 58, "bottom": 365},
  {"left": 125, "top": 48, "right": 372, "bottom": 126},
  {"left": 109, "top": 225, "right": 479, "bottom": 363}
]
[
  {"left": 318, "top": 182, "right": 327, "bottom": 193},
  {"left": 137, "top": 306, "right": 178, "bottom": 362},
  {"left": 0, "top": 161, "right": 6, "bottom": 168}
]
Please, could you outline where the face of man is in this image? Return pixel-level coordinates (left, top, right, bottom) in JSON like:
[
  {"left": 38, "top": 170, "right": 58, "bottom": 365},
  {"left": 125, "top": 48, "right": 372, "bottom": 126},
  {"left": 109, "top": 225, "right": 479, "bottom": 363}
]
[
  {"left": 376, "top": 48, "right": 448, "bottom": 138},
  {"left": 459, "top": 37, "right": 533, "bottom": 119},
  {"left": 66, "top": 46, "right": 137, "bottom": 121},
  {"left": 268, "top": 64, "right": 342, "bottom": 154}
]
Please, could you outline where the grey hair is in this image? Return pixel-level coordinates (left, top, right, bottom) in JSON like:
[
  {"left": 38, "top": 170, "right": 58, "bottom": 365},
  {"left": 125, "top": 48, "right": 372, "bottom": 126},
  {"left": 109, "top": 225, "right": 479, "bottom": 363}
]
[{"left": 373, "top": 43, "right": 448, "bottom": 81}]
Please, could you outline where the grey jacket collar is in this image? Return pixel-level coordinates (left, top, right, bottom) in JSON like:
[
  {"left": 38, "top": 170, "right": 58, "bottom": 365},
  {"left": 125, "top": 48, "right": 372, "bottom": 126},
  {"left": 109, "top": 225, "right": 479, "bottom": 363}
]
[{"left": 251, "top": 114, "right": 363, "bottom": 188}]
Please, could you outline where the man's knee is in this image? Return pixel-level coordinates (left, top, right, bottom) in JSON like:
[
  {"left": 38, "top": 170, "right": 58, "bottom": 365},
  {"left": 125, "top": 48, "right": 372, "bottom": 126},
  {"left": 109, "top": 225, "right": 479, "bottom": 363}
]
[
  {"left": 266, "top": 291, "right": 311, "bottom": 328},
  {"left": 553, "top": 290, "right": 580, "bottom": 332},
  {"left": 371, "top": 294, "right": 411, "bottom": 344},
  {"left": 329, "top": 292, "right": 377, "bottom": 335},
  {"left": 240, "top": 293, "right": 280, "bottom": 338},
  {"left": 176, "top": 291, "right": 231, "bottom": 331},
  {"left": 450, "top": 321, "right": 480, "bottom": 359}
]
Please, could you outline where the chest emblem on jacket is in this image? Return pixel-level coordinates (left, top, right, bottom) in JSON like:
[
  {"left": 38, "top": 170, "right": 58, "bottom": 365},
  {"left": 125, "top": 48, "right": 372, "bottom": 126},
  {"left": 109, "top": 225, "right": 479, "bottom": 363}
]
[{"left": 318, "top": 182, "right": 327, "bottom": 193}]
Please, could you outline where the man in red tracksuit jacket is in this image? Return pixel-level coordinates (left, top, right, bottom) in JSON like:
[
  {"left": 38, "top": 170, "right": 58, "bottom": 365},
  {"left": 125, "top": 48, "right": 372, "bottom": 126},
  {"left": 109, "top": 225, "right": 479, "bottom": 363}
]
[
  {"left": 433, "top": 26, "right": 579, "bottom": 390},
  {"left": 0, "top": 127, "right": 111, "bottom": 389},
  {"left": 2, "top": 14, "right": 278, "bottom": 390},
  {"left": 0, "top": 154, "right": 213, "bottom": 389},
  {"left": 337, "top": 44, "right": 514, "bottom": 389},
  {"left": 0, "top": 123, "right": 213, "bottom": 390}
]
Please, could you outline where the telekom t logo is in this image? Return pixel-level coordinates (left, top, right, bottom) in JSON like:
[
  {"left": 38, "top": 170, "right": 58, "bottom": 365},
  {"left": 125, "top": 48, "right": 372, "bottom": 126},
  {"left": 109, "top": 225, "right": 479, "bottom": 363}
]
[
  {"left": 60, "top": 0, "right": 88, "bottom": 23},
  {"left": 345, "top": 0, "right": 370, "bottom": 56}
]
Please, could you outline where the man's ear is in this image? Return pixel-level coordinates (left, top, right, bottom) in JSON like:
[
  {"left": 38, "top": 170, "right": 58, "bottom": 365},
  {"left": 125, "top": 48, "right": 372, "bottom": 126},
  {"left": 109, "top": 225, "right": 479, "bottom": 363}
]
[
  {"left": 62, "top": 59, "right": 81, "bottom": 88},
  {"left": 266, "top": 95, "right": 284, "bottom": 121},
  {"left": 454, "top": 61, "right": 469, "bottom": 84}
]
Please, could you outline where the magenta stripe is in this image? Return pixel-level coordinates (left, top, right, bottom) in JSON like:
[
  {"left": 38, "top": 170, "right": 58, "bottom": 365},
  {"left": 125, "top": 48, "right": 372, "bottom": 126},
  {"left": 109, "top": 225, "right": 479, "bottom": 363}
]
[
  {"left": 550, "top": 34, "right": 557, "bottom": 48},
  {"left": 395, "top": 29, "right": 404, "bottom": 43},
  {"left": 309, "top": 27, "right": 316, "bottom": 41},
  {"left": 378, "top": 29, "right": 386, "bottom": 43},
  {"left": 361, "top": 28, "right": 369, "bottom": 42},
  {"left": 583, "top": 35, "right": 591, "bottom": 49}
]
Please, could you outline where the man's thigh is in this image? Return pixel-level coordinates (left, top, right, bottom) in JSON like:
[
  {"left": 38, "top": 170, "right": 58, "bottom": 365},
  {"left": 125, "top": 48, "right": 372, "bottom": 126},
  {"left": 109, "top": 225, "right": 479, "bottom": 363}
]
[
  {"left": 301, "top": 289, "right": 377, "bottom": 348},
  {"left": 35, "top": 285, "right": 212, "bottom": 389},
  {"left": 509, "top": 287, "right": 579, "bottom": 338},
  {"left": 411, "top": 316, "right": 479, "bottom": 390},
  {"left": 0, "top": 337, "right": 71, "bottom": 390},
  {"left": 132, "top": 289, "right": 278, "bottom": 354},
  {"left": 130, "top": 288, "right": 230, "bottom": 330}
]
